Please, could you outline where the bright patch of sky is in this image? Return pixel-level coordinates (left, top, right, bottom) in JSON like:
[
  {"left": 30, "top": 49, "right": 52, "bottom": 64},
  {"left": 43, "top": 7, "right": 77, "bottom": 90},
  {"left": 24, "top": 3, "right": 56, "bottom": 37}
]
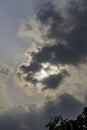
[
  {"left": 0, "top": 0, "right": 50, "bottom": 111},
  {"left": 0, "top": 0, "right": 50, "bottom": 66}
]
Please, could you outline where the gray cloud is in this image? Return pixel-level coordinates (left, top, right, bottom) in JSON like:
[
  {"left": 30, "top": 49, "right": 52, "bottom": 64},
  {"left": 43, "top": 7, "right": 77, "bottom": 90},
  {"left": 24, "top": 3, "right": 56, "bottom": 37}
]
[
  {"left": 42, "top": 70, "right": 69, "bottom": 90},
  {"left": 19, "top": 62, "right": 42, "bottom": 73},
  {"left": 17, "top": 0, "right": 87, "bottom": 92},
  {"left": 0, "top": 64, "right": 13, "bottom": 76},
  {"left": 1, "top": 1, "right": 87, "bottom": 130},
  {"left": 0, "top": 93, "right": 85, "bottom": 130}
]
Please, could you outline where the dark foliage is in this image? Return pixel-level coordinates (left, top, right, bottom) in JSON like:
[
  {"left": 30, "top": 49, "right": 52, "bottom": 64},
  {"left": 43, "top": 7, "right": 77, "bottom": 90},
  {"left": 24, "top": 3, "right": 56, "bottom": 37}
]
[{"left": 46, "top": 107, "right": 87, "bottom": 130}]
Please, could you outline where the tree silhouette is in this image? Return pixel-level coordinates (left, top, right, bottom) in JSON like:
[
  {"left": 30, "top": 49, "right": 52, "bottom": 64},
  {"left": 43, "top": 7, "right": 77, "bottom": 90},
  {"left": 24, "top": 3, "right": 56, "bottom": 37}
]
[{"left": 46, "top": 107, "right": 87, "bottom": 130}]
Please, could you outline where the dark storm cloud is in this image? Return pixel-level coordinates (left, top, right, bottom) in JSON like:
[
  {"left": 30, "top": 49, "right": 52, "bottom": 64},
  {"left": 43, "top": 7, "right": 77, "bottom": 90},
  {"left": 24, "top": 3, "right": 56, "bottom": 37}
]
[
  {"left": 45, "top": 93, "right": 85, "bottom": 118},
  {"left": 25, "top": 72, "right": 38, "bottom": 84},
  {"left": 18, "top": 0, "right": 87, "bottom": 90},
  {"left": 19, "top": 62, "right": 42, "bottom": 73},
  {"left": 0, "top": 93, "right": 85, "bottom": 130},
  {"left": 42, "top": 70, "right": 69, "bottom": 90},
  {"left": 29, "top": 0, "right": 87, "bottom": 65},
  {"left": 31, "top": 44, "right": 80, "bottom": 65}
]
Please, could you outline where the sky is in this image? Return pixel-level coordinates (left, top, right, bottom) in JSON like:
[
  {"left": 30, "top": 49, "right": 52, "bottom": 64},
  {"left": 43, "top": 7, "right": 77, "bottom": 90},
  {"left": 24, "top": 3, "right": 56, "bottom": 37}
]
[{"left": 0, "top": 0, "right": 87, "bottom": 130}]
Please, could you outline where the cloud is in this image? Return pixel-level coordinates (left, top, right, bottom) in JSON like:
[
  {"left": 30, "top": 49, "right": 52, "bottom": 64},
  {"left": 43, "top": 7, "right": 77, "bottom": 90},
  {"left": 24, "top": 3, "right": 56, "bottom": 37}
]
[
  {"left": 0, "top": 83, "right": 13, "bottom": 113},
  {"left": 17, "top": 0, "right": 87, "bottom": 95},
  {"left": 19, "top": 0, "right": 87, "bottom": 63},
  {"left": 53, "top": 0, "right": 70, "bottom": 10},
  {"left": 0, "top": 64, "right": 13, "bottom": 81},
  {"left": 18, "top": 1, "right": 64, "bottom": 44},
  {"left": 44, "top": 93, "right": 85, "bottom": 118},
  {"left": 1, "top": 1, "right": 87, "bottom": 129},
  {"left": 41, "top": 70, "right": 69, "bottom": 90},
  {"left": 0, "top": 93, "right": 85, "bottom": 130}
]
